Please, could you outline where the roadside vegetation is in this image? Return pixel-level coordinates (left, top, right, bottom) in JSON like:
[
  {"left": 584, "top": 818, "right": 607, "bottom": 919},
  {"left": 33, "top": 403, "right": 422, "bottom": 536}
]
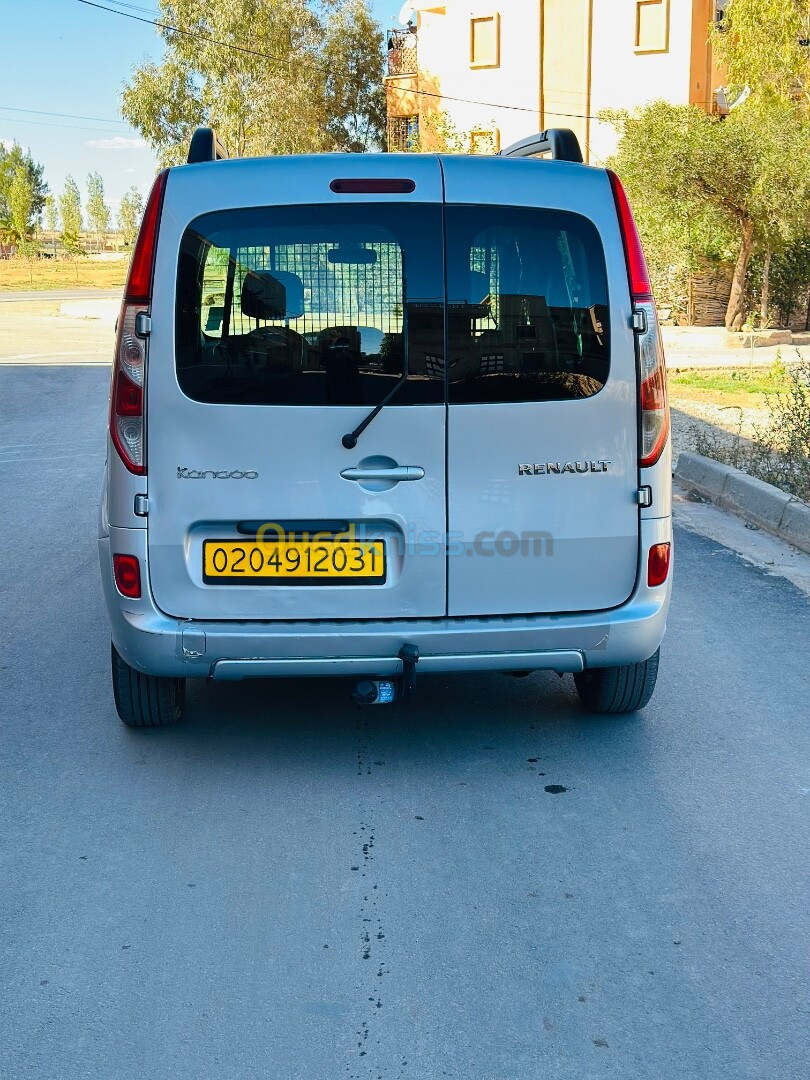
[
  {"left": 676, "top": 354, "right": 810, "bottom": 503},
  {"left": 1, "top": 142, "right": 132, "bottom": 286},
  {"left": 0, "top": 258, "right": 126, "bottom": 291},
  {"left": 670, "top": 362, "right": 790, "bottom": 398},
  {"left": 603, "top": 0, "right": 810, "bottom": 332}
]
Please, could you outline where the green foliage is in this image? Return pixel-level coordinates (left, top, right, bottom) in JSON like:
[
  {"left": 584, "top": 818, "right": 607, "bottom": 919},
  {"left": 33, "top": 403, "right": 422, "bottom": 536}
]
[
  {"left": 121, "top": 0, "right": 386, "bottom": 164},
  {"left": 6, "top": 160, "right": 39, "bottom": 270},
  {"left": 748, "top": 234, "right": 810, "bottom": 327},
  {"left": 60, "top": 232, "right": 86, "bottom": 258},
  {"left": 44, "top": 195, "right": 58, "bottom": 234},
  {"left": 756, "top": 355, "right": 810, "bottom": 499},
  {"left": 692, "top": 355, "right": 810, "bottom": 502},
  {"left": 603, "top": 99, "right": 810, "bottom": 328},
  {"left": 60, "top": 176, "right": 83, "bottom": 242},
  {"left": 321, "top": 0, "right": 386, "bottom": 153},
  {"left": 712, "top": 0, "right": 810, "bottom": 106},
  {"left": 86, "top": 172, "right": 111, "bottom": 250},
  {"left": 7, "top": 164, "right": 34, "bottom": 238},
  {"left": 118, "top": 186, "right": 145, "bottom": 247},
  {"left": 4, "top": 160, "right": 39, "bottom": 282},
  {"left": 0, "top": 142, "right": 48, "bottom": 233},
  {"left": 403, "top": 110, "right": 499, "bottom": 154},
  {"left": 670, "top": 363, "right": 789, "bottom": 395}
]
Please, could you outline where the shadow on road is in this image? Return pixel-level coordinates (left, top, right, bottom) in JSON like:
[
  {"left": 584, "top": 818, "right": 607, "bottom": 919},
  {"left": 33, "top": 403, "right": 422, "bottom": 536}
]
[{"left": 127, "top": 666, "right": 648, "bottom": 779}]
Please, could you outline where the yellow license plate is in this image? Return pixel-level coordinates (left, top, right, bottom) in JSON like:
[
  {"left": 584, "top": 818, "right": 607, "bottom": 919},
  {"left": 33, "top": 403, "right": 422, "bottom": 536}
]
[{"left": 203, "top": 539, "right": 386, "bottom": 585}]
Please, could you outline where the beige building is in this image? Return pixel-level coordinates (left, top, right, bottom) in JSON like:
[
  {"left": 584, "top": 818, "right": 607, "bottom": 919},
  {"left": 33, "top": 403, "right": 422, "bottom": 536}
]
[{"left": 386, "top": 0, "right": 726, "bottom": 161}]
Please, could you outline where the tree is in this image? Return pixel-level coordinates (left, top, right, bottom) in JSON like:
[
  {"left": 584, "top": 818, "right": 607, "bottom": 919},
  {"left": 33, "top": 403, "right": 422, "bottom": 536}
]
[
  {"left": 321, "top": 0, "right": 386, "bottom": 153},
  {"left": 709, "top": 0, "right": 810, "bottom": 325},
  {"left": 118, "top": 186, "right": 144, "bottom": 247},
  {"left": 0, "top": 142, "right": 48, "bottom": 234},
  {"left": 86, "top": 172, "right": 111, "bottom": 253},
  {"left": 60, "top": 175, "right": 83, "bottom": 254},
  {"left": 121, "top": 0, "right": 385, "bottom": 164},
  {"left": 604, "top": 99, "right": 810, "bottom": 330},
  {"left": 43, "top": 195, "right": 59, "bottom": 255},
  {"left": 712, "top": 0, "right": 810, "bottom": 107},
  {"left": 747, "top": 233, "right": 810, "bottom": 328},
  {"left": 7, "top": 162, "right": 39, "bottom": 281}
]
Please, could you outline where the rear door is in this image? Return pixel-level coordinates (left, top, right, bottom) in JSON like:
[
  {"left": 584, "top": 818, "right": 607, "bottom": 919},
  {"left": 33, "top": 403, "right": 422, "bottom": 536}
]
[
  {"left": 146, "top": 157, "right": 446, "bottom": 621},
  {"left": 441, "top": 156, "right": 639, "bottom": 615}
]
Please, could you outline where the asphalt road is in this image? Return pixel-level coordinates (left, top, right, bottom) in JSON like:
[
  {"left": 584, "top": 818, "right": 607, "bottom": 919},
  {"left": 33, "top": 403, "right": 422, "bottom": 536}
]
[{"left": 2, "top": 365, "right": 809, "bottom": 1080}]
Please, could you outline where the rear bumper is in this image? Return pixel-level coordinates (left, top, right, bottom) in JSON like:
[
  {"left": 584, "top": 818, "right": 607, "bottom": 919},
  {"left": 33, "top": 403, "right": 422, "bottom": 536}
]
[{"left": 99, "top": 517, "right": 672, "bottom": 679}]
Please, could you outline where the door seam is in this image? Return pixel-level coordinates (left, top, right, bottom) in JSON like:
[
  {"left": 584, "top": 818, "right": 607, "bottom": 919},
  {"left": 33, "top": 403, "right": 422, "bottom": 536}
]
[{"left": 439, "top": 156, "right": 450, "bottom": 619}]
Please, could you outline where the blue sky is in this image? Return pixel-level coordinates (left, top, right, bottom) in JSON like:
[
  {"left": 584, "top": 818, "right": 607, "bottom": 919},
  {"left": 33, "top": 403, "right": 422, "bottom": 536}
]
[{"left": 0, "top": 0, "right": 401, "bottom": 220}]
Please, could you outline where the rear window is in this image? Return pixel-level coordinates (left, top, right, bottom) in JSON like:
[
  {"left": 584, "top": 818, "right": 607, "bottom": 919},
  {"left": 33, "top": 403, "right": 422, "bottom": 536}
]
[
  {"left": 175, "top": 204, "right": 444, "bottom": 406},
  {"left": 175, "top": 203, "right": 609, "bottom": 407},
  {"left": 445, "top": 205, "right": 609, "bottom": 403}
]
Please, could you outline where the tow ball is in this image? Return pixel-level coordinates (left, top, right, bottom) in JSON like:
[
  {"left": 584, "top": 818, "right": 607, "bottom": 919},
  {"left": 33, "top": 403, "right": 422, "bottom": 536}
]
[{"left": 352, "top": 643, "right": 419, "bottom": 705}]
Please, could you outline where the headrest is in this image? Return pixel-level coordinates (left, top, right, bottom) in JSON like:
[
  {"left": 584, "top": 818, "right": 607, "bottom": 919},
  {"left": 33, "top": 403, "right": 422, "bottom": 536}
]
[
  {"left": 240, "top": 270, "right": 305, "bottom": 320},
  {"left": 270, "top": 271, "right": 304, "bottom": 318}
]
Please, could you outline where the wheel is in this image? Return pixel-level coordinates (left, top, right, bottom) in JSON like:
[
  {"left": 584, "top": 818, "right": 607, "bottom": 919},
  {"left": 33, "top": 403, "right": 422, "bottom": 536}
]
[
  {"left": 573, "top": 649, "right": 660, "bottom": 714},
  {"left": 111, "top": 643, "right": 185, "bottom": 727}
]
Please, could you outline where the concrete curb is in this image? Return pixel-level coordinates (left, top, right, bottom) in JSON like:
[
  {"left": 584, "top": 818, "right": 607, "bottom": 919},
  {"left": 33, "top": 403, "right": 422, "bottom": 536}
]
[
  {"left": 675, "top": 452, "right": 810, "bottom": 556},
  {"left": 724, "top": 329, "right": 792, "bottom": 348}
]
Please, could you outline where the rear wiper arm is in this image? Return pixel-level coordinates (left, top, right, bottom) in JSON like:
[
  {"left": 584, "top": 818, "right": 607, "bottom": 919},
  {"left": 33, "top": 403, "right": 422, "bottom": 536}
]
[{"left": 341, "top": 373, "right": 408, "bottom": 449}]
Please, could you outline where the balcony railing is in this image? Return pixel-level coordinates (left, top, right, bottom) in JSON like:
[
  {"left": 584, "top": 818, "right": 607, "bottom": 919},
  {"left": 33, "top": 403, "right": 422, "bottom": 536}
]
[{"left": 387, "top": 28, "right": 418, "bottom": 76}]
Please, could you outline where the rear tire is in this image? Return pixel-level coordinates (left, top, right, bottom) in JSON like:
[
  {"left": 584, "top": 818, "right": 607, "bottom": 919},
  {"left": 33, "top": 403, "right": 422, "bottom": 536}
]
[
  {"left": 573, "top": 649, "right": 660, "bottom": 714},
  {"left": 111, "top": 644, "right": 185, "bottom": 727}
]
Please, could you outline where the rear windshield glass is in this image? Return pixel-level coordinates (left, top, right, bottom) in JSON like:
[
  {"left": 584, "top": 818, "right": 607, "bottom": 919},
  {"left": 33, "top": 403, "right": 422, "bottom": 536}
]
[
  {"left": 445, "top": 206, "right": 609, "bottom": 403},
  {"left": 175, "top": 204, "right": 444, "bottom": 406}
]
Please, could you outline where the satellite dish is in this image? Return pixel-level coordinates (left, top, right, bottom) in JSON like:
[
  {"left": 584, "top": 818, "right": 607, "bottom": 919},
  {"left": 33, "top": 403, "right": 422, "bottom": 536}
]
[{"left": 398, "top": 2, "right": 415, "bottom": 25}]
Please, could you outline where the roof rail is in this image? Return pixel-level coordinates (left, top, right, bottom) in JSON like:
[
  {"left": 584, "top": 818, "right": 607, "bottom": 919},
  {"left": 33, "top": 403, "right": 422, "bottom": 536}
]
[
  {"left": 499, "top": 129, "right": 583, "bottom": 164},
  {"left": 187, "top": 127, "right": 228, "bottom": 165}
]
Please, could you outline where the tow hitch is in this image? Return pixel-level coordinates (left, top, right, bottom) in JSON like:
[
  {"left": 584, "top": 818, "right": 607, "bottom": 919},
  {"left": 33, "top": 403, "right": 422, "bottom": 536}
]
[{"left": 352, "top": 643, "right": 420, "bottom": 705}]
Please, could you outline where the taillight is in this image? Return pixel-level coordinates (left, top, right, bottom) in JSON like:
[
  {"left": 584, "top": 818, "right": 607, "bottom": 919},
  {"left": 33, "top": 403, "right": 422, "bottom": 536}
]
[
  {"left": 126, "top": 170, "right": 167, "bottom": 304},
  {"left": 113, "top": 554, "right": 141, "bottom": 598},
  {"left": 608, "top": 169, "right": 652, "bottom": 300},
  {"left": 109, "top": 170, "right": 168, "bottom": 474},
  {"left": 647, "top": 543, "right": 671, "bottom": 587},
  {"left": 608, "top": 169, "right": 670, "bottom": 468},
  {"left": 111, "top": 304, "right": 147, "bottom": 473},
  {"left": 637, "top": 309, "right": 669, "bottom": 467}
]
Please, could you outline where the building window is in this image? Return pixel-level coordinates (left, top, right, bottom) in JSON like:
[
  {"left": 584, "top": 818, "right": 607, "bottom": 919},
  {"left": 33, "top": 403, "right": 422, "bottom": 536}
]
[
  {"left": 469, "top": 128, "right": 500, "bottom": 154},
  {"left": 387, "top": 116, "right": 419, "bottom": 152},
  {"left": 635, "top": 0, "right": 669, "bottom": 54},
  {"left": 470, "top": 13, "right": 500, "bottom": 69}
]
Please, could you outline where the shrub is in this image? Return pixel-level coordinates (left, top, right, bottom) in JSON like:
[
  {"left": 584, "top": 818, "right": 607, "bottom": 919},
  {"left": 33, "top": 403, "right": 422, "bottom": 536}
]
[{"left": 689, "top": 353, "right": 810, "bottom": 503}]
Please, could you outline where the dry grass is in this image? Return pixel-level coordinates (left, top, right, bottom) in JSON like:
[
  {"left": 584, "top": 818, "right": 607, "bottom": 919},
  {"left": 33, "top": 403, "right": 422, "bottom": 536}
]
[{"left": 0, "top": 258, "right": 127, "bottom": 291}]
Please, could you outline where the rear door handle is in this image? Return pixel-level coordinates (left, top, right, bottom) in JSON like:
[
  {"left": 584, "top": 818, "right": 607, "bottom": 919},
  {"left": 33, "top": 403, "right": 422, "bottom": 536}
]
[{"left": 340, "top": 466, "right": 425, "bottom": 482}]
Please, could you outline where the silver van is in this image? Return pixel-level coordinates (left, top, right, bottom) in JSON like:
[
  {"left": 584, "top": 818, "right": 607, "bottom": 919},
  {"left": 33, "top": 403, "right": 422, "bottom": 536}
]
[{"left": 99, "top": 127, "right": 672, "bottom": 726}]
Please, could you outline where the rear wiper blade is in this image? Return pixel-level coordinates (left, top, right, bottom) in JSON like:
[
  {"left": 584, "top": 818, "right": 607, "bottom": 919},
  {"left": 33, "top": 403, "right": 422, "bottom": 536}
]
[{"left": 341, "top": 373, "right": 408, "bottom": 449}]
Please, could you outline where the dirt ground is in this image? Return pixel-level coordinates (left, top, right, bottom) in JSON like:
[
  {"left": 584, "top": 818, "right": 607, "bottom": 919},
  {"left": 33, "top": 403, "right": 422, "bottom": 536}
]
[
  {"left": 0, "top": 299, "right": 115, "bottom": 365},
  {"left": 0, "top": 258, "right": 127, "bottom": 291}
]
